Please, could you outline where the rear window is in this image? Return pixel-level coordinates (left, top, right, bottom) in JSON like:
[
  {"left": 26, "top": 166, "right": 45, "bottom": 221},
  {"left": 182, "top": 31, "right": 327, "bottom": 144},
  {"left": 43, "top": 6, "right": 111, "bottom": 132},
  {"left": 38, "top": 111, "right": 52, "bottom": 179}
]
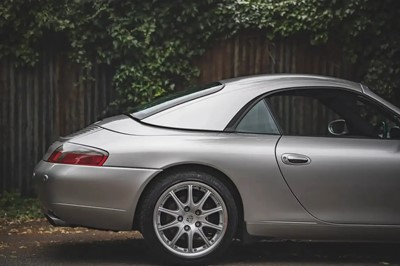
[{"left": 132, "top": 82, "right": 224, "bottom": 120}]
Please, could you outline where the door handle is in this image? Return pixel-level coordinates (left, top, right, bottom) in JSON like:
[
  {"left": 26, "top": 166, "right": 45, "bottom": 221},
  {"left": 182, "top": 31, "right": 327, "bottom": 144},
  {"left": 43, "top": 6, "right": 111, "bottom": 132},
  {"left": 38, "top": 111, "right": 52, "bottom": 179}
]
[{"left": 281, "top": 153, "right": 311, "bottom": 165}]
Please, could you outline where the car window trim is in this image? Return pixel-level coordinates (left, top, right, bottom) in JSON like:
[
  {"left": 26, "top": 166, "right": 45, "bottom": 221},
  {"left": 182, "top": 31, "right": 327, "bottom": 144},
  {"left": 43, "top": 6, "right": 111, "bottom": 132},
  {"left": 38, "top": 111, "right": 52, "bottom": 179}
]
[
  {"left": 263, "top": 86, "right": 400, "bottom": 140},
  {"left": 224, "top": 86, "right": 356, "bottom": 134},
  {"left": 234, "top": 99, "right": 282, "bottom": 135},
  {"left": 224, "top": 96, "right": 283, "bottom": 135}
]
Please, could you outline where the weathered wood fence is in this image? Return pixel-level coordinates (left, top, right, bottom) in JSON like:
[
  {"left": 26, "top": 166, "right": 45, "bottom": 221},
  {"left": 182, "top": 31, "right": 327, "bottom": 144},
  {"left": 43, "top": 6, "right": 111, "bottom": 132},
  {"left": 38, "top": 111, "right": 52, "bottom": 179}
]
[
  {"left": 0, "top": 54, "right": 114, "bottom": 196},
  {"left": 0, "top": 34, "right": 354, "bottom": 196},
  {"left": 196, "top": 34, "right": 354, "bottom": 83}
]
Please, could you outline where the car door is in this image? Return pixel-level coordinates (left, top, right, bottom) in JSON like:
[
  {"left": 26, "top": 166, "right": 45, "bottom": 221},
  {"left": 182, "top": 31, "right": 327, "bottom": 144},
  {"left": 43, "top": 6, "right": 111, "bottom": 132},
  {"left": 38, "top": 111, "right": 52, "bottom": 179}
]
[{"left": 268, "top": 88, "right": 400, "bottom": 225}]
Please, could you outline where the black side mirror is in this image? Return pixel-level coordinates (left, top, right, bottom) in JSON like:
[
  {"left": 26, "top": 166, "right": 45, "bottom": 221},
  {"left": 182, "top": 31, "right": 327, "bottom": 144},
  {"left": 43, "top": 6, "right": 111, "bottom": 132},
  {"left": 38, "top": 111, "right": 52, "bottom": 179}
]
[
  {"left": 390, "top": 127, "right": 400, "bottom": 139},
  {"left": 328, "top": 119, "right": 349, "bottom": 136}
]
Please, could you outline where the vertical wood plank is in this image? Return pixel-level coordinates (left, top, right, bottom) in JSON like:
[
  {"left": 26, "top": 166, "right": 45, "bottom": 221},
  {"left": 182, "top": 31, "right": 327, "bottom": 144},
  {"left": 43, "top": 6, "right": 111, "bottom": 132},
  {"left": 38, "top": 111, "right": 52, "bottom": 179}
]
[
  {"left": 9, "top": 63, "right": 16, "bottom": 191},
  {"left": 234, "top": 36, "right": 240, "bottom": 77}
]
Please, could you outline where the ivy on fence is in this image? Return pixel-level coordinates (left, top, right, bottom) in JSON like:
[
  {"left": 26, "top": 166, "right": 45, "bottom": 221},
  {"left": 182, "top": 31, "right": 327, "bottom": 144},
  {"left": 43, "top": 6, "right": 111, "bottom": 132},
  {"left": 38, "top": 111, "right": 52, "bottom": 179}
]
[{"left": 1, "top": 0, "right": 399, "bottom": 111}]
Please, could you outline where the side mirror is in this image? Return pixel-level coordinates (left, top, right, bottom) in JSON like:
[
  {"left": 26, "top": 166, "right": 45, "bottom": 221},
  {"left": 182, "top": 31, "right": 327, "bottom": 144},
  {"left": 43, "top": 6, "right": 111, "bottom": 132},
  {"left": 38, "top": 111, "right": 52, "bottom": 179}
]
[
  {"left": 328, "top": 119, "right": 349, "bottom": 136},
  {"left": 390, "top": 127, "right": 400, "bottom": 139}
]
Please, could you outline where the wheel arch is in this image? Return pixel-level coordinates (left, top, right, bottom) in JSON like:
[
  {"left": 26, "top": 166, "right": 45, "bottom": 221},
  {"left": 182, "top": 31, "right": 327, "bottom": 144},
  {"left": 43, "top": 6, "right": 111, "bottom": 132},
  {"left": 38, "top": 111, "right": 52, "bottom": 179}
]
[{"left": 132, "top": 163, "right": 245, "bottom": 239}]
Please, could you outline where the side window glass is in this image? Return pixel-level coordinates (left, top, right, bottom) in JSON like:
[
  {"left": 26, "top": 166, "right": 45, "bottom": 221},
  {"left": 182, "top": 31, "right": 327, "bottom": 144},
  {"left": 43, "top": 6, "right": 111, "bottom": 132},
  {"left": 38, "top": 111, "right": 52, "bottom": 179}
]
[
  {"left": 267, "top": 88, "right": 400, "bottom": 139},
  {"left": 235, "top": 100, "right": 280, "bottom": 134},
  {"left": 356, "top": 97, "right": 400, "bottom": 139},
  {"left": 267, "top": 92, "right": 341, "bottom": 136}
]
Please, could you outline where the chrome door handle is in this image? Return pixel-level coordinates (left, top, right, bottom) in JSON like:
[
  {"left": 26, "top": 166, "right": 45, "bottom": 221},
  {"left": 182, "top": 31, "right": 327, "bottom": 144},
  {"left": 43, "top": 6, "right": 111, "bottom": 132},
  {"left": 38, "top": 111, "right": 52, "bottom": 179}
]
[{"left": 281, "top": 153, "right": 311, "bottom": 165}]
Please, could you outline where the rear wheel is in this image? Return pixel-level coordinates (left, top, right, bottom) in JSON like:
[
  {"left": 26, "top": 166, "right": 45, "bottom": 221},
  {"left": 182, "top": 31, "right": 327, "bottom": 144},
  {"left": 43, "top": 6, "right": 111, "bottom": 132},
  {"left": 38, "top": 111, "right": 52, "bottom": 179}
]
[{"left": 140, "top": 170, "right": 238, "bottom": 264}]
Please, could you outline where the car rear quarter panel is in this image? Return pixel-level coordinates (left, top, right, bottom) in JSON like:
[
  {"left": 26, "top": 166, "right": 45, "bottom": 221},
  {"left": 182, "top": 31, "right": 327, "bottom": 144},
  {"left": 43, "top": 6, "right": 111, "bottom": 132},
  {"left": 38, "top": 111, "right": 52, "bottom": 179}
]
[
  {"left": 34, "top": 160, "right": 160, "bottom": 230},
  {"left": 72, "top": 129, "right": 314, "bottom": 226}
]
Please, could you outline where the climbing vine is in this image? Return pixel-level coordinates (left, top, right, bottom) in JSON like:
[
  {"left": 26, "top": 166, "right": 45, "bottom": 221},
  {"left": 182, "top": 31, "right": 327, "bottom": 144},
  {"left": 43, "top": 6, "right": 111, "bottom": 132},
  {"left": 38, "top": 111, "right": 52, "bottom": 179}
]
[{"left": 1, "top": 0, "right": 399, "bottom": 111}]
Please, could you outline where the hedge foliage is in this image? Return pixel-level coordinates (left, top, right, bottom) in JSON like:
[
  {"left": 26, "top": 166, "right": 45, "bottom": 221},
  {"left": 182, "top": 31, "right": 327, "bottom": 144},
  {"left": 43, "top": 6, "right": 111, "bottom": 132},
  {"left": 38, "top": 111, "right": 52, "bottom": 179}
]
[
  {"left": 0, "top": 192, "right": 41, "bottom": 220},
  {"left": 1, "top": 0, "right": 399, "bottom": 111}
]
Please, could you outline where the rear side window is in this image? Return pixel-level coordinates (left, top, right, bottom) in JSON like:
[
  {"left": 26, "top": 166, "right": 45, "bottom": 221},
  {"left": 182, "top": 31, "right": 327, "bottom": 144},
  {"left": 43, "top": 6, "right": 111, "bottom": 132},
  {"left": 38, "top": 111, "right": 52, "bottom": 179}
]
[{"left": 236, "top": 100, "right": 280, "bottom": 134}]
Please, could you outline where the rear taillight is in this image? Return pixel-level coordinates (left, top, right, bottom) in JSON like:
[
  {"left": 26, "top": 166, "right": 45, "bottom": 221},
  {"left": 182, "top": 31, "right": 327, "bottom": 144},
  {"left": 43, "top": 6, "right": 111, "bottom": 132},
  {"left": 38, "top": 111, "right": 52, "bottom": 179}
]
[{"left": 46, "top": 143, "right": 108, "bottom": 166}]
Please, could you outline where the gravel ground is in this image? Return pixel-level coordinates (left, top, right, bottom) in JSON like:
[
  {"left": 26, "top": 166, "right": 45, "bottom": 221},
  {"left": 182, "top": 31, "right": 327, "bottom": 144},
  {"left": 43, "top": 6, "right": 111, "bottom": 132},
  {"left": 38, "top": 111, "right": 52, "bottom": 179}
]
[{"left": 1, "top": 219, "right": 400, "bottom": 265}]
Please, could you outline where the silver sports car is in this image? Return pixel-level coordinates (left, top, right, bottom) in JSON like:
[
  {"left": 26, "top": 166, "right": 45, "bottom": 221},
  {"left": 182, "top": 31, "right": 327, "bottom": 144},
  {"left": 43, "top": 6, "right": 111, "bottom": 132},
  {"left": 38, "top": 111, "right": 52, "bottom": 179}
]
[{"left": 34, "top": 74, "right": 400, "bottom": 264}]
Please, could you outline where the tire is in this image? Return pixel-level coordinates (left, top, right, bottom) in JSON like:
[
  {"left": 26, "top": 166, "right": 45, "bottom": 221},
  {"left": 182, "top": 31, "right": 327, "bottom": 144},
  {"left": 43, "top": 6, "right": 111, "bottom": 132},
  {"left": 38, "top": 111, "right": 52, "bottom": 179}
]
[{"left": 139, "top": 170, "right": 238, "bottom": 264}]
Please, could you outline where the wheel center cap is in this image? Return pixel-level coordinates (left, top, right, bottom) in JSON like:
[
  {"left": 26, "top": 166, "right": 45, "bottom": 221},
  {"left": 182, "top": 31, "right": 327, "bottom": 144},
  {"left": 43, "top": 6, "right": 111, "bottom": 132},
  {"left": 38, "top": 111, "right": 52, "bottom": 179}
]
[{"left": 185, "top": 214, "right": 194, "bottom": 224}]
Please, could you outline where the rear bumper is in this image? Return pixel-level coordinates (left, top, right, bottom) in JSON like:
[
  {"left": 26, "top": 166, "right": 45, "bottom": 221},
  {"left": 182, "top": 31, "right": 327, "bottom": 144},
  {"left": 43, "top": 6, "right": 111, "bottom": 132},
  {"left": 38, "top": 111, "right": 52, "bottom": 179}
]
[
  {"left": 33, "top": 160, "right": 160, "bottom": 231},
  {"left": 44, "top": 210, "right": 71, "bottom": 227}
]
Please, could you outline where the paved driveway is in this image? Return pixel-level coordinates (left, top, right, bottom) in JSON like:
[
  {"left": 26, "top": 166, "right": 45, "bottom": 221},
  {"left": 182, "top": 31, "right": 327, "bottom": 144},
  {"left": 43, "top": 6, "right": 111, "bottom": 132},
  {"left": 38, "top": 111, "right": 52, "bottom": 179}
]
[{"left": 1, "top": 220, "right": 399, "bottom": 265}]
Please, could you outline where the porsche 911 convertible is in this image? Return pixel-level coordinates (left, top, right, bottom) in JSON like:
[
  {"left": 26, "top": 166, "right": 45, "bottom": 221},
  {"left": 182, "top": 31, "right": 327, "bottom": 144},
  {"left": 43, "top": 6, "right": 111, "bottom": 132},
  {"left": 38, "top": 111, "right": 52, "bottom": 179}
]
[{"left": 33, "top": 74, "right": 400, "bottom": 263}]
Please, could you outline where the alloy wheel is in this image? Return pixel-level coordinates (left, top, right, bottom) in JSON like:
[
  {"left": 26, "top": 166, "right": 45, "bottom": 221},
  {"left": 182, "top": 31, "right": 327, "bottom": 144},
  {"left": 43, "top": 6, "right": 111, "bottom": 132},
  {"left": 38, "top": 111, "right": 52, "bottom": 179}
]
[{"left": 153, "top": 181, "right": 228, "bottom": 258}]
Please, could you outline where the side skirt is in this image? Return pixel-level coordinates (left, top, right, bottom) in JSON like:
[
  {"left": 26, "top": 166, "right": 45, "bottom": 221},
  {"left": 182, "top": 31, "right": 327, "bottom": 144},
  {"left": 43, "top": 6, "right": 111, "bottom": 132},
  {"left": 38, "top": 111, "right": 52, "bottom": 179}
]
[{"left": 245, "top": 221, "right": 400, "bottom": 242}]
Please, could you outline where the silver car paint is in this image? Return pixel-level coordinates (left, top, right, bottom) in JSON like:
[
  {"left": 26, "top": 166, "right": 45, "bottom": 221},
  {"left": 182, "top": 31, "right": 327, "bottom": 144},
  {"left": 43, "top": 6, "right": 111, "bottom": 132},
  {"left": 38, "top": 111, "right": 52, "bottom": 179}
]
[
  {"left": 142, "top": 75, "right": 362, "bottom": 130},
  {"left": 33, "top": 74, "right": 400, "bottom": 240},
  {"left": 276, "top": 136, "right": 400, "bottom": 225},
  {"left": 73, "top": 130, "right": 312, "bottom": 224},
  {"left": 34, "top": 159, "right": 160, "bottom": 230}
]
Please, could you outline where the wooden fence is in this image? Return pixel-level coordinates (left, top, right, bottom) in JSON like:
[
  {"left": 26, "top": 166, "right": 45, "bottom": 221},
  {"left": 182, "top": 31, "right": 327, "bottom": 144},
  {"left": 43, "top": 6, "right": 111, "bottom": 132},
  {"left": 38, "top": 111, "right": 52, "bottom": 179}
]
[
  {"left": 0, "top": 34, "right": 354, "bottom": 196},
  {"left": 0, "top": 53, "right": 114, "bottom": 195},
  {"left": 196, "top": 34, "right": 354, "bottom": 83}
]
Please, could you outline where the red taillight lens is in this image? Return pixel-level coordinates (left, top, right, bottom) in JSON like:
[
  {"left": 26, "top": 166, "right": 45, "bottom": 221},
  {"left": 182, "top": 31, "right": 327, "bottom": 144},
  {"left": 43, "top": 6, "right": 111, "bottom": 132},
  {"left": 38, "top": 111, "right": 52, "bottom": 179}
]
[{"left": 46, "top": 144, "right": 108, "bottom": 166}]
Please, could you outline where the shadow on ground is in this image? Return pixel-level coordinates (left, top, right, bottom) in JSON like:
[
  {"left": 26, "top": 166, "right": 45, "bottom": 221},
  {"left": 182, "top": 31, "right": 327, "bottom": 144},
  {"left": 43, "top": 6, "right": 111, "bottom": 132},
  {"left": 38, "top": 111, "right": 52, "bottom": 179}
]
[
  {"left": 41, "top": 239, "right": 156, "bottom": 265},
  {"left": 39, "top": 239, "right": 400, "bottom": 265}
]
